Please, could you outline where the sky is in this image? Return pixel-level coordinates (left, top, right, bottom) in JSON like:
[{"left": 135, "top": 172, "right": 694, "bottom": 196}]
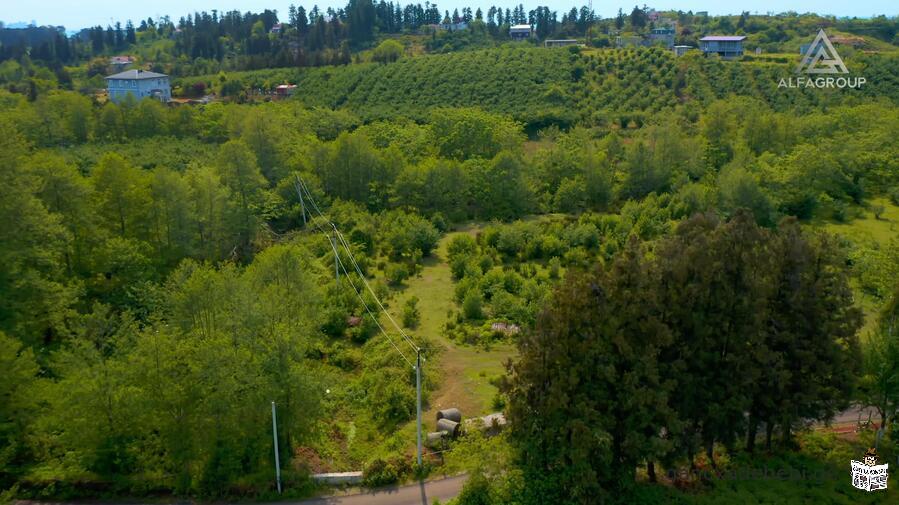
[{"left": 2, "top": 1, "right": 895, "bottom": 32}]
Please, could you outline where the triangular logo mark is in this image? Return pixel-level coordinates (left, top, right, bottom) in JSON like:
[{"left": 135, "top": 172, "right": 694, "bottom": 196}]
[{"left": 796, "top": 29, "right": 849, "bottom": 74}]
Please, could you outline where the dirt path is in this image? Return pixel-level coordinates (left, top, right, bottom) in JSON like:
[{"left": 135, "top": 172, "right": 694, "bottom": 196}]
[{"left": 396, "top": 225, "right": 516, "bottom": 432}]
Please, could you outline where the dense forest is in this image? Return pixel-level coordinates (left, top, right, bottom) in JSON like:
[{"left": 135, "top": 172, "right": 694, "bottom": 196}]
[{"left": 1, "top": 3, "right": 899, "bottom": 505}]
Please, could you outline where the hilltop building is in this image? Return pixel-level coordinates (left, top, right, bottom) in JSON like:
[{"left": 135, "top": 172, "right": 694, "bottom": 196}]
[
  {"left": 109, "top": 55, "right": 134, "bottom": 72},
  {"left": 509, "top": 24, "right": 532, "bottom": 40},
  {"left": 440, "top": 21, "right": 468, "bottom": 31},
  {"left": 544, "top": 39, "right": 581, "bottom": 48},
  {"left": 106, "top": 69, "right": 171, "bottom": 104},
  {"left": 674, "top": 45, "right": 694, "bottom": 56},
  {"left": 699, "top": 36, "right": 746, "bottom": 59},
  {"left": 274, "top": 84, "right": 297, "bottom": 98},
  {"left": 648, "top": 27, "right": 675, "bottom": 48}
]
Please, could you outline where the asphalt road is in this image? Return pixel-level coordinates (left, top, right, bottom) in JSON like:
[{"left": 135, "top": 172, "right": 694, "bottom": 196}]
[{"left": 286, "top": 475, "right": 467, "bottom": 505}]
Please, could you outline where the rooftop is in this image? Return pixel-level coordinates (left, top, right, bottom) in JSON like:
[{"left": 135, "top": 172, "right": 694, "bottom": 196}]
[
  {"left": 700, "top": 36, "right": 747, "bottom": 42},
  {"left": 510, "top": 24, "right": 531, "bottom": 30},
  {"left": 105, "top": 69, "right": 168, "bottom": 80}
]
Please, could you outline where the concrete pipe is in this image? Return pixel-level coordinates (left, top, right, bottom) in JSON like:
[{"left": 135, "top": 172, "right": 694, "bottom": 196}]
[
  {"left": 436, "top": 408, "right": 462, "bottom": 423},
  {"left": 437, "top": 418, "right": 461, "bottom": 438}
]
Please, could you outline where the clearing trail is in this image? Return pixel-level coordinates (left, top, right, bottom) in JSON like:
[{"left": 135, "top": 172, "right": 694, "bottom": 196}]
[{"left": 395, "top": 224, "right": 516, "bottom": 432}]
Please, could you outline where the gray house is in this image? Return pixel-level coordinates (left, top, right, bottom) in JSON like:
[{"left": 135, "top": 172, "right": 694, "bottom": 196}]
[
  {"left": 106, "top": 69, "right": 171, "bottom": 104},
  {"left": 648, "top": 27, "right": 675, "bottom": 48},
  {"left": 699, "top": 36, "right": 746, "bottom": 59}
]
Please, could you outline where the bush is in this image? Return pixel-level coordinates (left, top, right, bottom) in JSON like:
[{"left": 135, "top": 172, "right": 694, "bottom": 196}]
[
  {"left": 890, "top": 187, "right": 899, "bottom": 206},
  {"left": 456, "top": 469, "right": 493, "bottom": 505},
  {"left": 385, "top": 262, "right": 410, "bottom": 286},
  {"left": 463, "top": 291, "right": 485, "bottom": 321},
  {"left": 371, "top": 39, "right": 404, "bottom": 64},
  {"left": 402, "top": 296, "right": 420, "bottom": 328},
  {"left": 547, "top": 257, "right": 561, "bottom": 280},
  {"left": 363, "top": 458, "right": 398, "bottom": 487}
]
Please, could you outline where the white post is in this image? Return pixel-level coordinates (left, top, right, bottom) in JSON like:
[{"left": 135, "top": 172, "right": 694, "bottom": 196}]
[
  {"left": 416, "top": 350, "right": 422, "bottom": 466},
  {"left": 331, "top": 234, "right": 339, "bottom": 281},
  {"left": 271, "top": 401, "right": 282, "bottom": 494},
  {"left": 293, "top": 176, "right": 307, "bottom": 225}
]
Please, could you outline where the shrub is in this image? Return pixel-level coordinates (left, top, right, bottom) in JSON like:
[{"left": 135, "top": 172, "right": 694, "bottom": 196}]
[
  {"left": 463, "top": 291, "right": 485, "bottom": 320},
  {"left": 456, "top": 469, "right": 493, "bottom": 505},
  {"left": 363, "top": 458, "right": 398, "bottom": 487},
  {"left": 402, "top": 296, "right": 420, "bottom": 328},
  {"left": 385, "top": 262, "right": 410, "bottom": 286},
  {"left": 548, "top": 257, "right": 561, "bottom": 279},
  {"left": 447, "top": 234, "right": 478, "bottom": 259},
  {"left": 371, "top": 39, "right": 404, "bottom": 64}
]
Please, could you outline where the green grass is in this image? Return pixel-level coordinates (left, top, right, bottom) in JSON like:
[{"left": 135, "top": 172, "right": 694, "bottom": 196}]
[
  {"left": 395, "top": 224, "right": 516, "bottom": 432},
  {"left": 821, "top": 197, "right": 899, "bottom": 245},
  {"left": 818, "top": 197, "right": 899, "bottom": 337}
]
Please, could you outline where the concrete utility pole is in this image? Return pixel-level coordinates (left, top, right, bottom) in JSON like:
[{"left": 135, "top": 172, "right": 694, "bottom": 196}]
[
  {"left": 331, "top": 234, "right": 339, "bottom": 281},
  {"left": 271, "top": 401, "right": 282, "bottom": 494},
  {"left": 294, "top": 176, "right": 307, "bottom": 225},
  {"left": 416, "top": 350, "right": 423, "bottom": 466}
]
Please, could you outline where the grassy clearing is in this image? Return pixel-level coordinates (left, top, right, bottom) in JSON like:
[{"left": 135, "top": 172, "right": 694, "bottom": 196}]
[
  {"left": 821, "top": 197, "right": 899, "bottom": 245},
  {"left": 395, "top": 224, "right": 516, "bottom": 432},
  {"left": 818, "top": 197, "right": 899, "bottom": 337}
]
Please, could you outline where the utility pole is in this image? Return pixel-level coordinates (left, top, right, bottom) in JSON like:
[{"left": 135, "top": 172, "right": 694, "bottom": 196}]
[
  {"left": 331, "top": 234, "right": 339, "bottom": 281},
  {"left": 294, "top": 176, "right": 307, "bottom": 225},
  {"left": 416, "top": 350, "right": 422, "bottom": 466},
  {"left": 271, "top": 401, "right": 282, "bottom": 494}
]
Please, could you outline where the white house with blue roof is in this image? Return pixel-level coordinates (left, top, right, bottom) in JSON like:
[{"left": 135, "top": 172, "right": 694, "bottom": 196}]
[{"left": 105, "top": 69, "right": 171, "bottom": 103}]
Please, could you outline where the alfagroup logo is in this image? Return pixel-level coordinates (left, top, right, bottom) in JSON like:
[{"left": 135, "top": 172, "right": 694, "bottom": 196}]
[
  {"left": 796, "top": 29, "right": 849, "bottom": 74},
  {"left": 778, "top": 29, "right": 866, "bottom": 89}
]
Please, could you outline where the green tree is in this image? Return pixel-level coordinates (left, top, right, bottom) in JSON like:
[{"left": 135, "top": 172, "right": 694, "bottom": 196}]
[
  {"left": 148, "top": 168, "right": 195, "bottom": 264},
  {"left": 371, "top": 39, "right": 404, "bottom": 64},
  {"left": 214, "top": 140, "right": 267, "bottom": 251},
  {"left": 186, "top": 165, "right": 238, "bottom": 261},
  {"left": 747, "top": 221, "right": 862, "bottom": 450},
  {"left": 381, "top": 211, "right": 440, "bottom": 260},
  {"left": 402, "top": 296, "right": 420, "bottom": 328},
  {"left": 0, "top": 124, "right": 76, "bottom": 343},
  {"left": 468, "top": 152, "right": 533, "bottom": 220},
  {"left": 233, "top": 107, "right": 284, "bottom": 182},
  {"left": 505, "top": 238, "right": 674, "bottom": 502},
  {"left": 718, "top": 166, "right": 774, "bottom": 226},
  {"left": 462, "top": 290, "right": 484, "bottom": 320},
  {"left": 430, "top": 108, "right": 522, "bottom": 161},
  {"left": 0, "top": 332, "right": 38, "bottom": 476},
  {"left": 655, "top": 212, "right": 773, "bottom": 465},
  {"left": 860, "top": 291, "right": 899, "bottom": 430},
  {"left": 92, "top": 152, "right": 151, "bottom": 239},
  {"left": 30, "top": 153, "right": 96, "bottom": 274},
  {"left": 316, "top": 132, "right": 392, "bottom": 206}
]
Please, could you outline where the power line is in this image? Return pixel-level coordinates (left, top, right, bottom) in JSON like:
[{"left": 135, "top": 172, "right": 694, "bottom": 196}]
[
  {"left": 295, "top": 175, "right": 420, "bottom": 354},
  {"left": 296, "top": 181, "right": 413, "bottom": 367},
  {"left": 333, "top": 228, "right": 419, "bottom": 353},
  {"left": 294, "top": 174, "right": 426, "bottom": 466}
]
